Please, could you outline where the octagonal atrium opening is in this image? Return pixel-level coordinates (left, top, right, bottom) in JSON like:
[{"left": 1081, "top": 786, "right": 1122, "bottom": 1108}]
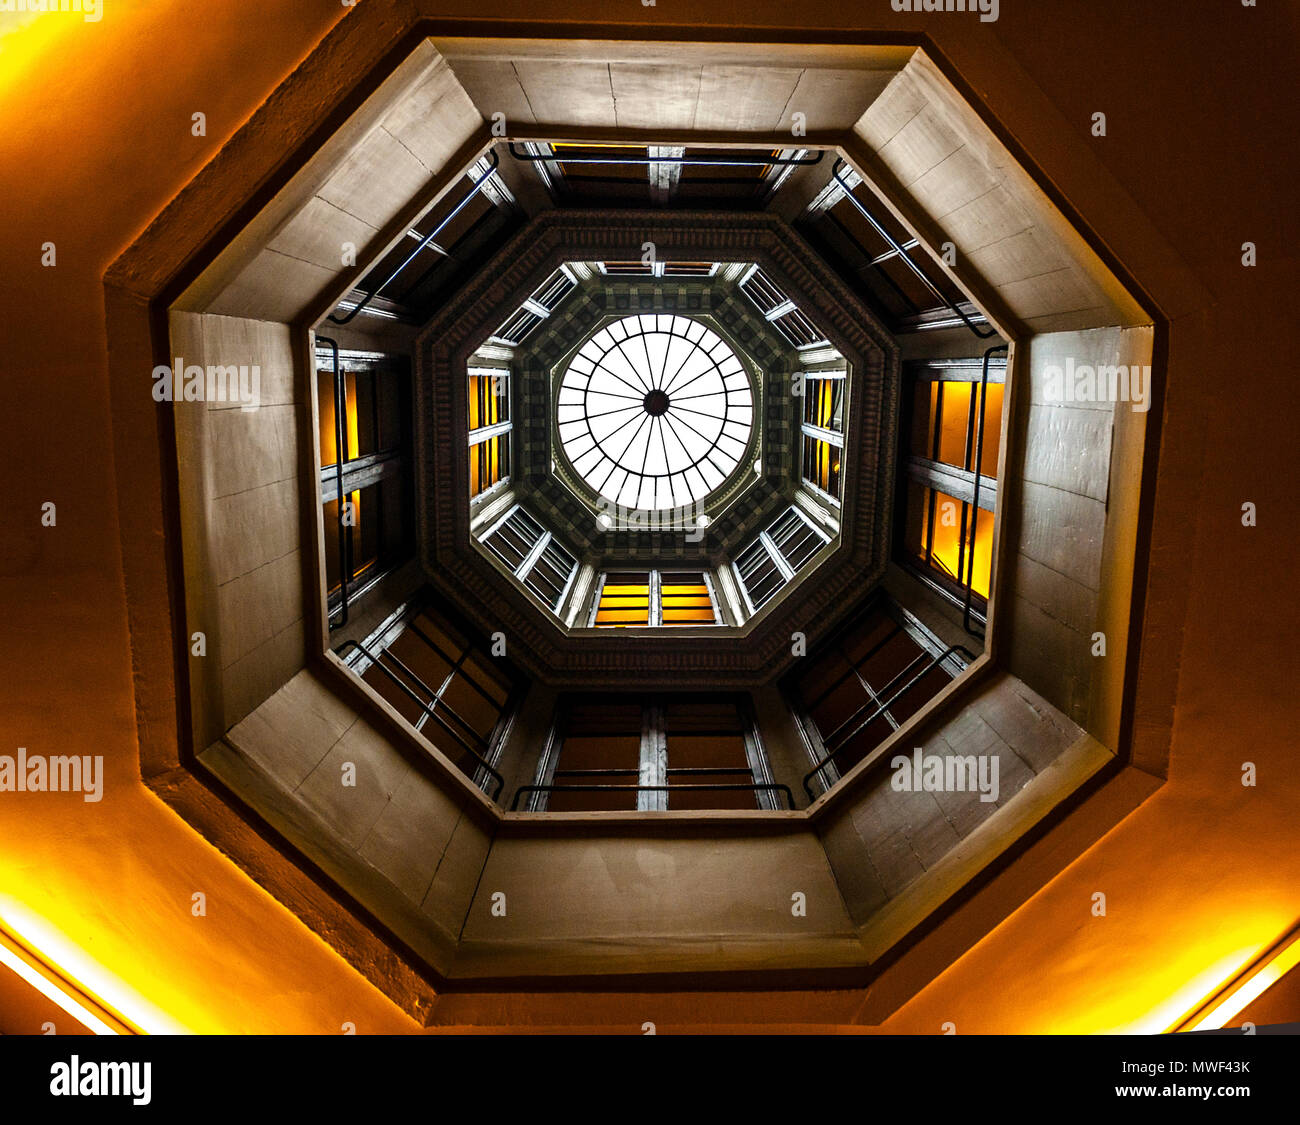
[{"left": 133, "top": 36, "right": 1160, "bottom": 1015}]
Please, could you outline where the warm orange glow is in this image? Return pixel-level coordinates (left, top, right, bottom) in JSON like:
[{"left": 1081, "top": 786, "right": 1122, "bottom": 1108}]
[
  {"left": 979, "top": 381, "right": 1004, "bottom": 472},
  {"left": 0, "top": 926, "right": 122, "bottom": 1035},
  {"left": 0, "top": 10, "right": 86, "bottom": 98},
  {"left": 469, "top": 373, "right": 501, "bottom": 432},
  {"left": 1179, "top": 924, "right": 1300, "bottom": 1032},
  {"left": 596, "top": 580, "right": 651, "bottom": 626},
  {"left": 918, "top": 489, "right": 993, "bottom": 599},
  {"left": 345, "top": 375, "right": 360, "bottom": 460},
  {"left": 0, "top": 895, "right": 186, "bottom": 1035},
  {"left": 937, "top": 382, "right": 972, "bottom": 467},
  {"left": 660, "top": 580, "right": 715, "bottom": 624}
]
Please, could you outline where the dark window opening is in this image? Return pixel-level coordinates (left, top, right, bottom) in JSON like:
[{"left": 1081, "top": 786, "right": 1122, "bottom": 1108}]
[
  {"left": 524, "top": 695, "right": 782, "bottom": 812},
  {"left": 786, "top": 597, "right": 970, "bottom": 798},
  {"left": 337, "top": 601, "right": 519, "bottom": 800}
]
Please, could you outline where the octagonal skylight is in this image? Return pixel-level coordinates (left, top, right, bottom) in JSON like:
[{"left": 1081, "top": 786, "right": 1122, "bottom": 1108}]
[{"left": 556, "top": 314, "right": 755, "bottom": 510}]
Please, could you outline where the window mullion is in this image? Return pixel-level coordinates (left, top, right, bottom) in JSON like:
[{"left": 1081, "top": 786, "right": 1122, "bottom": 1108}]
[
  {"left": 649, "top": 569, "right": 662, "bottom": 627},
  {"left": 759, "top": 531, "right": 796, "bottom": 582},
  {"left": 638, "top": 703, "right": 668, "bottom": 812},
  {"left": 515, "top": 529, "right": 551, "bottom": 583}
]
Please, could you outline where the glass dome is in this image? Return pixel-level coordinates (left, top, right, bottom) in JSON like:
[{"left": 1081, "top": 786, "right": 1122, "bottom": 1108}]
[{"left": 556, "top": 314, "right": 754, "bottom": 511}]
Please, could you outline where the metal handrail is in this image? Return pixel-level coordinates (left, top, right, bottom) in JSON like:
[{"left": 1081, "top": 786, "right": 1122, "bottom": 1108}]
[
  {"left": 377, "top": 646, "right": 487, "bottom": 752},
  {"left": 328, "top": 149, "right": 501, "bottom": 325},
  {"left": 317, "top": 335, "right": 349, "bottom": 630},
  {"left": 830, "top": 158, "right": 998, "bottom": 340},
  {"left": 510, "top": 782, "right": 796, "bottom": 812},
  {"left": 963, "top": 344, "right": 1008, "bottom": 637},
  {"left": 334, "top": 639, "right": 505, "bottom": 801},
  {"left": 802, "top": 644, "right": 976, "bottom": 800},
  {"left": 507, "top": 142, "right": 822, "bottom": 167},
  {"left": 818, "top": 644, "right": 927, "bottom": 748}
]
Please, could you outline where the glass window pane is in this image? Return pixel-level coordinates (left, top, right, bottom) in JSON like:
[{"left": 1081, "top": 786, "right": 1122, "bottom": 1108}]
[
  {"left": 660, "top": 573, "right": 715, "bottom": 625},
  {"left": 936, "top": 382, "right": 972, "bottom": 469},
  {"left": 968, "top": 505, "right": 995, "bottom": 600},
  {"left": 344, "top": 372, "right": 376, "bottom": 461},
  {"left": 556, "top": 314, "right": 753, "bottom": 511},
  {"left": 802, "top": 434, "right": 842, "bottom": 498},
  {"left": 595, "top": 574, "right": 651, "bottom": 626},
  {"left": 977, "top": 381, "right": 1004, "bottom": 477},
  {"left": 470, "top": 434, "right": 509, "bottom": 498},
  {"left": 927, "top": 489, "right": 965, "bottom": 584},
  {"left": 318, "top": 371, "right": 339, "bottom": 468}
]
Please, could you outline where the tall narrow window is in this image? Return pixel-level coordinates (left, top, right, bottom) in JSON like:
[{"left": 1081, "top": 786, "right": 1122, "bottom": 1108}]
[
  {"left": 317, "top": 351, "right": 411, "bottom": 625},
  {"left": 468, "top": 366, "right": 511, "bottom": 499},
  {"left": 897, "top": 358, "right": 1004, "bottom": 610},
  {"left": 800, "top": 371, "right": 846, "bottom": 500}
]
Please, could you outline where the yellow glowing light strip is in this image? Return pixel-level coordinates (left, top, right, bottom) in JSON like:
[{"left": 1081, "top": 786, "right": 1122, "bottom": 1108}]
[
  {"left": 1173, "top": 922, "right": 1300, "bottom": 1033},
  {"left": 0, "top": 924, "right": 130, "bottom": 1035},
  {"left": 0, "top": 896, "right": 188, "bottom": 1034}
]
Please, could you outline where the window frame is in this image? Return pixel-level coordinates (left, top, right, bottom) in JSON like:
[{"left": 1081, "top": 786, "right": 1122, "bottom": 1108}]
[
  {"left": 342, "top": 599, "right": 525, "bottom": 798},
  {"left": 587, "top": 568, "right": 721, "bottom": 628},
  {"left": 479, "top": 504, "right": 579, "bottom": 616},
  {"left": 527, "top": 693, "right": 776, "bottom": 812},
  {"left": 781, "top": 593, "right": 967, "bottom": 795},
  {"left": 895, "top": 358, "right": 1006, "bottom": 623},
  {"left": 798, "top": 368, "right": 847, "bottom": 504},
  {"left": 731, "top": 505, "right": 832, "bottom": 617},
  {"left": 467, "top": 363, "right": 513, "bottom": 502},
  {"left": 316, "top": 350, "right": 413, "bottom": 625}
]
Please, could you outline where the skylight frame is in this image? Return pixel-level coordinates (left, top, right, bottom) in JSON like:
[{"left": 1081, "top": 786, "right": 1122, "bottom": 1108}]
[{"left": 556, "top": 313, "right": 756, "bottom": 512}]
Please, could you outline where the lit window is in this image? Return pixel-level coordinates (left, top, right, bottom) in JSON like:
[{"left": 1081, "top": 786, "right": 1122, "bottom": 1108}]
[
  {"left": 469, "top": 435, "right": 509, "bottom": 498},
  {"left": 800, "top": 371, "right": 846, "bottom": 500},
  {"left": 316, "top": 351, "right": 411, "bottom": 625},
  {"left": 898, "top": 358, "right": 1004, "bottom": 608},
  {"left": 659, "top": 573, "right": 716, "bottom": 625},
  {"left": 592, "top": 570, "right": 718, "bottom": 627},
  {"left": 468, "top": 366, "right": 511, "bottom": 499},
  {"left": 593, "top": 572, "right": 651, "bottom": 627},
  {"left": 556, "top": 314, "right": 754, "bottom": 510},
  {"left": 904, "top": 483, "right": 995, "bottom": 600}
]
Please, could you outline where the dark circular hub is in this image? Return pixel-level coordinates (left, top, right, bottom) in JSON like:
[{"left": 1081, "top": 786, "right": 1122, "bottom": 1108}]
[{"left": 643, "top": 389, "right": 670, "bottom": 417}]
